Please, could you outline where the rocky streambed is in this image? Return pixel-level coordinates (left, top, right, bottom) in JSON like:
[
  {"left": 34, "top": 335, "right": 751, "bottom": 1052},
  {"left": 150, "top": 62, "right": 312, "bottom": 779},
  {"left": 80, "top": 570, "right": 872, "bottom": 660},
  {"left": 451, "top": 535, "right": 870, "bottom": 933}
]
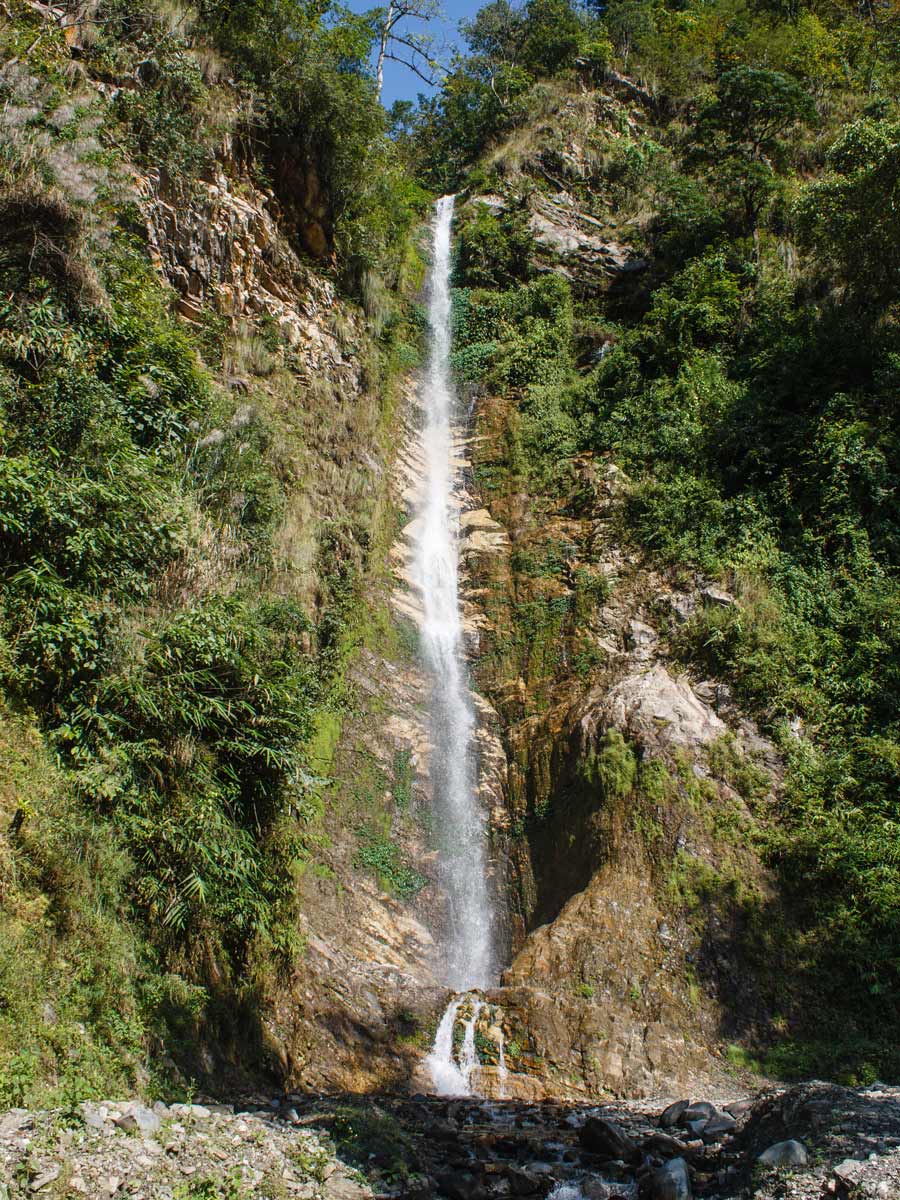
[{"left": 3, "top": 1083, "right": 900, "bottom": 1199}]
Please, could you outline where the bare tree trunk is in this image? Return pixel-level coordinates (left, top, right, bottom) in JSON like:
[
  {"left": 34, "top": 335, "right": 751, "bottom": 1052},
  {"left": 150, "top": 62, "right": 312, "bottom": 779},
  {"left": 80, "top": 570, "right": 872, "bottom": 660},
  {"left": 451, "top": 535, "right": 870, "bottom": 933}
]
[{"left": 376, "top": 0, "right": 395, "bottom": 99}]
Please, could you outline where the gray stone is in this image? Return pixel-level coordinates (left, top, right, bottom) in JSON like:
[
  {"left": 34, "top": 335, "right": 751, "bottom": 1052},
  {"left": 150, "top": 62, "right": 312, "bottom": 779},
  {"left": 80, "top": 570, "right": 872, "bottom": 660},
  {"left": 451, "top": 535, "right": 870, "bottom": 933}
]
[
  {"left": 699, "top": 585, "right": 734, "bottom": 607},
  {"left": 659, "top": 1100, "right": 690, "bottom": 1129},
  {"left": 0, "top": 1109, "right": 34, "bottom": 1138},
  {"left": 643, "top": 1132, "right": 688, "bottom": 1159},
  {"left": 702, "top": 1114, "right": 736, "bottom": 1140},
  {"left": 833, "top": 1158, "right": 865, "bottom": 1184},
  {"left": 723, "top": 1099, "right": 753, "bottom": 1119},
  {"left": 435, "top": 1172, "right": 487, "bottom": 1200},
  {"left": 505, "top": 1167, "right": 543, "bottom": 1195},
  {"left": 579, "top": 1116, "right": 641, "bottom": 1163},
  {"left": 680, "top": 1102, "right": 716, "bottom": 1125},
  {"left": 29, "top": 1168, "right": 61, "bottom": 1192},
  {"left": 648, "top": 1156, "right": 692, "bottom": 1200},
  {"left": 113, "top": 1103, "right": 161, "bottom": 1136},
  {"left": 757, "top": 1139, "right": 809, "bottom": 1167}
]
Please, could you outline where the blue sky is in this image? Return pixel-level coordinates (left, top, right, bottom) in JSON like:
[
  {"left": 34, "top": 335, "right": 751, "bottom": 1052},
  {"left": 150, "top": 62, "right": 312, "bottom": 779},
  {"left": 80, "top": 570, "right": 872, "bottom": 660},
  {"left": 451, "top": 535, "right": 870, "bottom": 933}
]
[{"left": 346, "top": 0, "right": 485, "bottom": 107}]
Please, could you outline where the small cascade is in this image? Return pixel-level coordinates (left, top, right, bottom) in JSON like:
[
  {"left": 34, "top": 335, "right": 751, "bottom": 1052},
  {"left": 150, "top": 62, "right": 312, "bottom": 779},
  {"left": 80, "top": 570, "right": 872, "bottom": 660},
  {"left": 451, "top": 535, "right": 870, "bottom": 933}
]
[
  {"left": 497, "top": 1028, "right": 508, "bottom": 1100},
  {"left": 424, "top": 997, "right": 484, "bottom": 1097}
]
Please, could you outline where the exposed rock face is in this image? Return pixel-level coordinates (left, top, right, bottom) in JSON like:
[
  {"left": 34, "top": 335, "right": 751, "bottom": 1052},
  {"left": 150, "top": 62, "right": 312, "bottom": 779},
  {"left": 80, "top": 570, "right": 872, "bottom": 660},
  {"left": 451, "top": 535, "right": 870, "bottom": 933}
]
[
  {"left": 456, "top": 376, "right": 781, "bottom": 1099},
  {"left": 498, "top": 870, "right": 720, "bottom": 1098},
  {"left": 143, "top": 167, "right": 340, "bottom": 356},
  {"left": 583, "top": 663, "right": 727, "bottom": 753},
  {"left": 528, "top": 189, "right": 645, "bottom": 284}
]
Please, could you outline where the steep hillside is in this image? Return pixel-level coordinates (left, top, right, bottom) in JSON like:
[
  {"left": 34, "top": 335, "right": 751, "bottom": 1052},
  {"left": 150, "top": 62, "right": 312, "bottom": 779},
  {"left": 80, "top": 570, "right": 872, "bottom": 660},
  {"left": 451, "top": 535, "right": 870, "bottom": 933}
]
[{"left": 0, "top": 0, "right": 443, "bottom": 1104}]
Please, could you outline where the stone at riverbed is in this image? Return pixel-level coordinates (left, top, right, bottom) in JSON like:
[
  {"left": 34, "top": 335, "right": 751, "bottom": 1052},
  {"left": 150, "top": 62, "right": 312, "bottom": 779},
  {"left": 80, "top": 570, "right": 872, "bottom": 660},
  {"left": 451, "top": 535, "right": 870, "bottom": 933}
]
[
  {"left": 702, "top": 1114, "right": 736, "bottom": 1140},
  {"left": 579, "top": 1116, "right": 641, "bottom": 1163},
  {"left": 680, "top": 1102, "right": 716, "bottom": 1125},
  {"left": 660, "top": 1101, "right": 690, "bottom": 1129},
  {"left": 723, "top": 1099, "right": 752, "bottom": 1119},
  {"left": 643, "top": 1132, "right": 690, "bottom": 1159},
  {"left": 436, "top": 1171, "right": 488, "bottom": 1200},
  {"left": 113, "top": 1103, "right": 161, "bottom": 1136},
  {"left": 648, "top": 1156, "right": 692, "bottom": 1200},
  {"left": 505, "top": 1166, "right": 545, "bottom": 1195},
  {"left": 757, "top": 1139, "right": 809, "bottom": 1167}
]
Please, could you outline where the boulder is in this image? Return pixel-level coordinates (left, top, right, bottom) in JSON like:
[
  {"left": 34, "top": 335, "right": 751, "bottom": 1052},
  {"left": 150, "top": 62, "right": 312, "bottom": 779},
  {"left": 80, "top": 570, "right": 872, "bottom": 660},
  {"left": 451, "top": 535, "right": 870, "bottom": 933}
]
[
  {"left": 659, "top": 1100, "right": 690, "bottom": 1129},
  {"left": 647, "top": 1156, "right": 692, "bottom": 1200},
  {"left": 757, "top": 1139, "right": 809, "bottom": 1167},
  {"left": 643, "top": 1132, "right": 689, "bottom": 1160},
  {"left": 589, "top": 664, "right": 726, "bottom": 753},
  {"left": 833, "top": 1158, "right": 865, "bottom": 1187},
  {"left": 579, "top": 1116, "right": 641, "bottom": 1163},
  {"left": 723, "top": 1099, "right": 753, "bottom": 1120},
  {"left": 505, "top": 1167, "right": 545, "bottom": 1195},
  {"left": 702, "top": 1114, "right": 736, "bottom": 1141},
  {"left": 435, "top": 1172, "right": 487, "bottom": 1200},
  {"left": 680, "top": 1102, "right": 716, "bottom": 1125},
  {"left": 113, "top": 1103, "right": 161, "bottom": 1136}
]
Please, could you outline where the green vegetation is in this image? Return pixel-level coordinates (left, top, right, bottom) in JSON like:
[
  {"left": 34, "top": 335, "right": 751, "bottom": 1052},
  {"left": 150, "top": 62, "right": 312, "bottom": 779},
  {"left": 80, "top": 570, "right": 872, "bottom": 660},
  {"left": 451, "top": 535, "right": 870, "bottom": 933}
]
[
  {"left": 0, "top": 0, "right": 427, "bottom": 1103},
  {"left": 5, "top": 0, "right": 900, "bottom": 1104},
  {"left": 329, "top": 1103, "right": 421, "bottom": 1185},
  {"left": 354, "top": 826, "right": 427, "bottom": 900}
]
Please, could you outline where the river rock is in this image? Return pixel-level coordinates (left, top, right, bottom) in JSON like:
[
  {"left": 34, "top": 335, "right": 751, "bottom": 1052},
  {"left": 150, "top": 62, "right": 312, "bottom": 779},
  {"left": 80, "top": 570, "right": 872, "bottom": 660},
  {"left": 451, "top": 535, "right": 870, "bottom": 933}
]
[
  {"left": 643, "top": 1132, "right": 689, "bottom": 1159},
  {"left": 680, "top": 1102, "right": 716, "bottom": 1125},
  {"left": 579, "top": 1116, "right": 640, "bottom": 1163},
  {"left": 113, "top": 1103, "right": 161, "bottom": 1136},
  {"left": 505, "top": 1166, "right": 545, "bottom": 1195},
  {"left": 436, "top": 1171, "right": 487, "bottom": 1200},
  {"left": 660, "top": 1101, "right": 690, "bottom": 1129},
  {"left": 757, "top": 1139, "right": 809, "bottom": 1167},
  {"left": 723, "top": 1100, "right": 753, "bottom": 1119},
  {"left": 647, "top": 1156, "right": 692, "bottom": 1199},
  {"left": 702, "top": 1114, "right": 736, "bottom": 1140}
]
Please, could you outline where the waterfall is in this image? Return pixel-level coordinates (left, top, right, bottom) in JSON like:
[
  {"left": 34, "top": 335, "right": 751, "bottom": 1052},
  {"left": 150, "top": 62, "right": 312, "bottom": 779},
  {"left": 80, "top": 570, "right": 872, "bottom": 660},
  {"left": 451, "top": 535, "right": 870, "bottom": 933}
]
[
  {"left": 414, "top": 195, "right": 495, "bottom": 1094},
  {"left": 424, "top": 999, "right": 484, "bottom": 1097}
]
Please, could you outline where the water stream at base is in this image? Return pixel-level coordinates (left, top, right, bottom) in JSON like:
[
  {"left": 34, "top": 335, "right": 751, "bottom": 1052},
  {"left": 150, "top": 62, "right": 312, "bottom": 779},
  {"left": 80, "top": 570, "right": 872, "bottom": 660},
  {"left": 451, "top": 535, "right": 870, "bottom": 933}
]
[{"left": 413, "top": 196, "right": 496, "bottom": 1095}]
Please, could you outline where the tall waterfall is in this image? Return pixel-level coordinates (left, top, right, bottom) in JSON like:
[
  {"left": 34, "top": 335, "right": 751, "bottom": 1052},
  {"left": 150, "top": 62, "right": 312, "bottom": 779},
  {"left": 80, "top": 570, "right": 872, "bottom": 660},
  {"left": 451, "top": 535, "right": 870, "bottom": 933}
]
[{"left": 414, "top": 197, "right": 495, "bottom": 1093}]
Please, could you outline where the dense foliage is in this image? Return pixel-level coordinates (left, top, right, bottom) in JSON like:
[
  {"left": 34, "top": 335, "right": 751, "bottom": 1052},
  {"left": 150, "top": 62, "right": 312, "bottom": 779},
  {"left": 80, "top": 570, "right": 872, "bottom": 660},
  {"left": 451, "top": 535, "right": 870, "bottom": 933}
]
[
  {"left": 442, "top": 0, "right": 900, "bottom": 1080},
  {"left": 0, "top": 0, "right": 422, "bottom": 1101}
]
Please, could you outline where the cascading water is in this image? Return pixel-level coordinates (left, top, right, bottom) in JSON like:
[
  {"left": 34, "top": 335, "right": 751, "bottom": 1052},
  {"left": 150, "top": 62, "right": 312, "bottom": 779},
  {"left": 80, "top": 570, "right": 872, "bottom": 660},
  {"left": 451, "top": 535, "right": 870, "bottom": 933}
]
[{"left": 414, "top": 195, "right": 496, "bottom": 1094}]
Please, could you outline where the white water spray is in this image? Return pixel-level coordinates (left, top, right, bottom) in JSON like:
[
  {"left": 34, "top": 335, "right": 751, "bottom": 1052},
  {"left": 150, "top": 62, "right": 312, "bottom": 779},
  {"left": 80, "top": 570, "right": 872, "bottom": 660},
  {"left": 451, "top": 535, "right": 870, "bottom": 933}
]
[
  {"left": 414, "top": 195, "right": 494, "bottom": 991},
  {"left": 424, "top": 999, "right": 484, "bottom": 1096},
  {"left": 414, "top": 195, "right": 495, "bottom": 1093}
]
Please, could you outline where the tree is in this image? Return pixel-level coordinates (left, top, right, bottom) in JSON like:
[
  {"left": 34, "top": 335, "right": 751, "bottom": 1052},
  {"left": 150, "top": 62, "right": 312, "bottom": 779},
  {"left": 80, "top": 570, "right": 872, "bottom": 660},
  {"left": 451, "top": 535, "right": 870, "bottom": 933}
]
[
  {"left": 371, "top": 0, "right": 446, "bottom": 99},
  {"left": 687, "top": 67, "right": 815, "bottom": 234},
  {"left": 462, "top": 0, "right": 585, "bottom": 82},
  {"left": 794, "top": 118, "right": 900, "bottom": 308}
]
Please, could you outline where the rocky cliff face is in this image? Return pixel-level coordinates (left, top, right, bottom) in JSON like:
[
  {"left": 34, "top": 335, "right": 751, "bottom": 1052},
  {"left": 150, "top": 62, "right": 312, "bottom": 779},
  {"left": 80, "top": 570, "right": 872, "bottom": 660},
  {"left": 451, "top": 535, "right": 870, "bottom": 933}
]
[
  {"left": 441, "top": 82, "right": 790, "bottom": 1101},
  {"left": 132, "top": 78, "right": 790, "bottom": 1103}
]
